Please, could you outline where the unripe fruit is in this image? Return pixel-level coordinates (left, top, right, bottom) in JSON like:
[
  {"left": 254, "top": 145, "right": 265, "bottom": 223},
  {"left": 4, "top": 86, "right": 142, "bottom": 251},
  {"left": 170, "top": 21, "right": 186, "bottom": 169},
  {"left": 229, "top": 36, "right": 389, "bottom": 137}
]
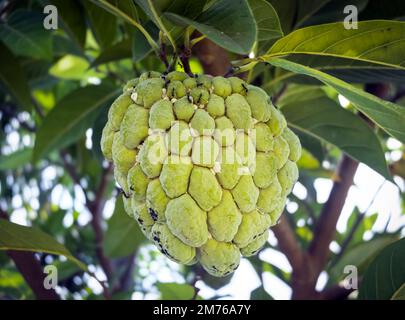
[{"left": 101, "top": 71, "right": 301, "bottom": 277}]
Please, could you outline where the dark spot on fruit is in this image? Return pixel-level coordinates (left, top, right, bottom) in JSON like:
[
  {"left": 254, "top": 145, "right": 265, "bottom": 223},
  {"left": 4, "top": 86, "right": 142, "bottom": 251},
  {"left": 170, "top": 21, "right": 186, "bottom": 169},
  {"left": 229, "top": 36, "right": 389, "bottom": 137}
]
[
  {"left": 242, "top": 83, "right": 248, "bottom": 92},
  {"left": 187, "top": 93, "right": 192, "bottom": 103},
  {"left": 197, "top": 93, "right": 202, "bottom": 104},
  {"left": 148, "top": 208, "right": 158, "bottom": 221}
]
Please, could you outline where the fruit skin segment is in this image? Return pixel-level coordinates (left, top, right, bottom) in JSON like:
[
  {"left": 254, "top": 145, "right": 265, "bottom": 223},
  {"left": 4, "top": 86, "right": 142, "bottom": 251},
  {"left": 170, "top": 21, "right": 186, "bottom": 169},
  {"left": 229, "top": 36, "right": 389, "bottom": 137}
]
[{"left": 101, "top": 71, "right": 301, "bottom": 277}]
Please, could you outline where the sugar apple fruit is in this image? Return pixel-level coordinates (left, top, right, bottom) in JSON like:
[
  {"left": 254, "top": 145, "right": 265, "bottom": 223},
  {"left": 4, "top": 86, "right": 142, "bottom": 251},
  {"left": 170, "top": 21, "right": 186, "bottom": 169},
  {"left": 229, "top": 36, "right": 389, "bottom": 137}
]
[{"left": 101, "top": 71, "right": 301, "bottom": 277}]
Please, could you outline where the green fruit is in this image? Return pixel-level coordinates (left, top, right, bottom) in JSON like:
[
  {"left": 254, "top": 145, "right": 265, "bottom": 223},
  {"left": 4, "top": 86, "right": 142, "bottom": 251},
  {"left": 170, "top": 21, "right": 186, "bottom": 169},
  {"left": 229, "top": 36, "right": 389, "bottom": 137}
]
[
  {"left": 233, "top": 210, "right": 272, "bottom": 248},
  {"left": 160, "top": 155, "right": 193, "bottom": 198},
  {"left": 151, "top": 223, "right": 196, "bottom": 264},
  {"left": 167, "top": 80, "right": 187, "bottom": 99},
  {"left": 207, "top": 94, "right": 225, "bottom": 118},
  {"left": 173, "top": 96, "right": 195, "bottom": 122},
  {"left": 135, "top": 77, "right": 164, "bottom": 108},
  {"left": 190, "top": 109, "right": 215, "bottom": 136},
  {"left": 101, "top": 71, "right": 300, "bottom": 277},
  {"left": 225, "top": 94, "right": 253, "bottom": 130},
  {"left": 191, "top": 136, "right": 219, "bottom": 168},
  {"left": 240, "top": 230, "right": 269, "bottom": 257},
  {"left": 100, "top": 121, "right": 114, "bottom": 161},
  {"left": 246, "top": 86, "right": 271, "bottom": 122},
  {"left": 149, "top": 99, "right": 175, "bottom": 130},
  {"left": 207, "top": 190, "right": 242, "bottom": 242},
  {"left": 120, "top": 104, "right": 149, "bottom": 149},
  {"left": 212, "top": 76, "right": 232, "bottom": 98},
  {"left": 108, "top": 93, "right": 132, "bottom": 131},
  {"left": 166, "top": 193, "right": 208, "bottom": 247},
  {"left": 189, "top": 166, "right": 222, "bottom": 211},
  {"left": 214, "top": 116, "right": 235, "bottom": 146},
  {"left": 198, "top": 239, "right": 240, "bottom": 277},
  {"left": 282, "top": 127, "right": 302, "bottom": 162}
]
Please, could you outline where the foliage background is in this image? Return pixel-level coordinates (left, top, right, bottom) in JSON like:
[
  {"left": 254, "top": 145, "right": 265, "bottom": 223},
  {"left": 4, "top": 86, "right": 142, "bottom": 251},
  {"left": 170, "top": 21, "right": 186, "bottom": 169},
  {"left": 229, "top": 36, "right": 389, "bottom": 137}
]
[{"left": 0, "top": 0, "right": 405, "bottom": 300}]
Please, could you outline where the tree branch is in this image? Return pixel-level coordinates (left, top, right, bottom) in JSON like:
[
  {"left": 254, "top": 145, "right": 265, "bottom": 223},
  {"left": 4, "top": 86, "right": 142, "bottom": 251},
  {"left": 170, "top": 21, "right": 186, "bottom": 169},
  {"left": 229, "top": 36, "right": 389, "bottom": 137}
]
[
  {"left": 308, "top": 155, "right": 359, "bottom": 273},
  {"left": 320, "top": 284, "right": 355, "bottom": 300},
  {"left": 88, "top": 164, "right": 114, "bottom": 282},
  {"left": 272, "top": 214, "right": 304, "bottom": 271},
  {"left": 193, "top": 36, "right": 230, "bottom": 76},
  {"left": 60, "top": 152, "right": 113, "bottom": 294},
  {"left": 0, "top": 211, "right": 59, "bottom": 300}
]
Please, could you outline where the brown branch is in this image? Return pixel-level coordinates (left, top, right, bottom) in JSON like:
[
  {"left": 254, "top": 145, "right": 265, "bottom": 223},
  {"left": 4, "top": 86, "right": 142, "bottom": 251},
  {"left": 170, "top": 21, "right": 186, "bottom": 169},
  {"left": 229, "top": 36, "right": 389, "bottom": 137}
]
[
  {"left": 308, "top": 155, "right": 359, "bottom": 273},
  {"left": 88, "top": 164, "right": 114, "bottom": 283},
  {"left": 193, "top": 37, "right": 230, "bottom": 76},
  {"left": 320, "top": 284, "right": 355, "bottom": 300},
  {"left": 272, "top": 214, "right": 304, "bottom": 271},
  {"left": 7, "top": 251, "right": 61, "bottom": 300},
  {"left": 60, "top": 151, "right": 113, "bottom": 296},
  {"left": 331, "top": 180, "right": 385, "bottom": 266},
  {"left": 0, "top": 211, "right": 60, "bottom": 300}
]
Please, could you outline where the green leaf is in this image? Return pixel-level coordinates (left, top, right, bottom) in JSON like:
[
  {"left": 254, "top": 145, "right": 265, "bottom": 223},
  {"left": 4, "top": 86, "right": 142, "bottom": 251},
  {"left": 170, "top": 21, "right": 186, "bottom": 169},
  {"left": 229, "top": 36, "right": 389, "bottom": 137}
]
[
  {"left": 279, "top": 86, "right": 390, "bottom": 179},
  {"left": 359, "top": 238, "right": 405, "bottom": 299},
  {"left": 103, "top": 197, "right": 144, "bottom": 258},
  {"left": 267, "top": 0, "right": 296, "bottom": 33},
  {"left": 83, "top": 0, "right": 118, "bottom": 49},
  {"left": 0, "top": 10, "right": 53, "bottom": 60},
  {"left": 0, "top": 148, "right": 33, "bottom": 170},
  {"left": 134, "top": 0, "right": 176, "bottom": 49},
  {"left": 0, "top": 41, "right": 33, "bottom": 110},
  {"left": 248, "top": 0, "right": 283, "bottom": 41},
  {"left": 34, "top": 84, "right": 119, "bottom": 161},
  {"left": 165, "top": 0, "right": 257, "bottom": 55},
  {"left": 300, "top": 0, "right": 368, "bottom": 27},
  {"left": 250, "top": 286, "right": 273, "bottom": 300},
  {"left": 91, "top": 39, "right": 132, "bottom": 67},
  {"left": 276, "top": 55, "right": 405, "bottom": 84},
  {"left": 266, "top": 58, "right": 405, "bottom": 144},
  {"left": 360, "top": 0, "right": 405, "bottom": 20},
  {"left": 49, "top": 55, "right": 91, "bottom": 80},
  {"left": 329, "top": 235, "right": 398, "bottom": 281},
  {"left": 156, "top": 282, "right": 195, "bottom": 300},
  {"left": 87, "top": 0, "right": 159, "bottom": 51},
  {"left": 268, "top": 0, "right": 330, "bottom": 32},
  {"left": 50, "top": 0, "right": 87, "bottom": 49},
  {"left": 391, "top": 283, "right": 405, "bottom": 300},
  {"left": 133, "top": 28, "right": 152, "bottom": 62},
  {"left": 0, "top": 219, "right": 86, "bottom": 271},
  {"left": 265, "top": 21, "right": 405, "bottom": 70}
]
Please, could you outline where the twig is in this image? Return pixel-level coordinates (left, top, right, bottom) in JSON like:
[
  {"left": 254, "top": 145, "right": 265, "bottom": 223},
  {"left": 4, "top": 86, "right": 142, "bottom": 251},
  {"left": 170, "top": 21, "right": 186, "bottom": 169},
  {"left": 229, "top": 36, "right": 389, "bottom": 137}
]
[
  {"left": 320, "top": 284, "right": 356, "bottom": 300},
  {"left": 272, "top": 214, "right": 304, "bottom": 271},
  {"left": 60, "top": 151, "right": 113, "bottom": 297},
  {"left": 272, "top": 83, "right": 288, "bottom": 104},
  {"left": 308, "top": 155, "right": 359, "bottom": 273},
  {"left": 179, "top": 45, "right": 193, "bottom": 77},
  {"left": 193, "top": 37, "right": 230, "bottom": 76},
  {"left": 158, "top": 35, "right": 170, "bottom": 69},
  {"left": 0, "top": 211, "right": 60, "bottom": 300},
  {"left": 331, "top": 180, "right": 386, "bottom": 266},
  {"left": 88, "top": 164, "right": 114, "bottom": 283}
]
